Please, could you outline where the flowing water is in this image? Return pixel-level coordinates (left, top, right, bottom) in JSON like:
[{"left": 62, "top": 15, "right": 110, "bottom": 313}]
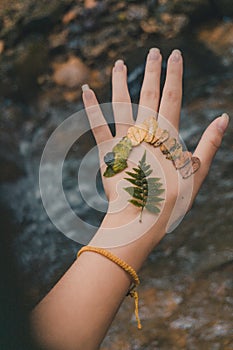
[{"left": 0, "top": 2, "right": 233, "bottom": 349}]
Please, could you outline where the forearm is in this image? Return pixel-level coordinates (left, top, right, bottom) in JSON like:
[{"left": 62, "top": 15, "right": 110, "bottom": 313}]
[
  {"left": 30, "top": 45, "right": 228, "bottom": 350},
  {"left": 31, "top": 210, "right": 166, "bottom": 350}
]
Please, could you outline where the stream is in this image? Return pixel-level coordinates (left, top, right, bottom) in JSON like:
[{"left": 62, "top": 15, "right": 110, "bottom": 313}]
[{"left": 0, "top": 1, "right": 233, "bottom": 349}]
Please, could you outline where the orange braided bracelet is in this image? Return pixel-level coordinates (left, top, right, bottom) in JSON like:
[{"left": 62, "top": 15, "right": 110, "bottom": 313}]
[{"left": 77, "top": 246, "right": 142, "bottom": 329}]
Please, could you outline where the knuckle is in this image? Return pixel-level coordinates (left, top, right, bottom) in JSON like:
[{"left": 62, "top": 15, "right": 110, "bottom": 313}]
[
  {"left": 94, "top": 126, "right": 109, "bottom": 143},
  {"left": 113, "top": 94, "right": 130, "bottom": 103},
  {"left": 88, "top": 105, "right": 100, "bottom": 119},
  {"left": 208, "top": 134, "right": 222, "bottom": 151},
  {"left": 146, "top": 65, "right": 159, "bottom": 73},
  {"left": 164, "top": 88, "right": 181, "bottom": 103},
  {"left": 140, "top": 89, "right": 159, "bottom": 101}
]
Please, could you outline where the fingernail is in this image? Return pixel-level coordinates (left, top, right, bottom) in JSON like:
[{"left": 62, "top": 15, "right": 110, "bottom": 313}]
[
  {"left": 148, "top": 48, "right": 160, "bottom": 61},
  {"left": 114, "top": 59, "right": 124, "bottom": 72},
  {"left": 82, "top": 84, "right": 90, "bottom": 92},
  {"left": 217, "top": 113, "right": 229, "bottom": 133},
  {"left": 171, "top": 49, "right": 182, "bottom": 62},
  {"left": 82, "top": 84, "right": 93, "bottom": 100}
]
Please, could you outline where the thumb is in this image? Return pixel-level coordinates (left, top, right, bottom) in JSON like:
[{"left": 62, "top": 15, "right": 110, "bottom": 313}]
[{"left": 193, "top": 113, "right": 229, "bottom": 189}]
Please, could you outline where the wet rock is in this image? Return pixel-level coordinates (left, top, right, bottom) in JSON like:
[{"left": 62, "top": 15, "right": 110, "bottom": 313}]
[
  {"left": 198, "top": 21, "right": 233, "bottom": 66},
  {"left": 166, "top": 0, "right": 210, "bottom": 16},
  {"left": 160, "top": 13, "right": 189, "bottom": 38},
  {"left": 126, "top": 4, "right": 148, "bottom": 21},
  {"left": 52, "top": 56, "right": 90, "bottom": 88},
  {"left": 0, "top": 0, "right": 73, "bottom": 45},
  {"left": 48, "top": 29, "right": 69, "bottom": 50},
  {"left": 62, "top": 7, "right": 80, "bottom": 24},
  {"left": 0, "top": 40, "right": 4, "bottom": 54},
  {"left": 139, "top": 288, "right": 182, "bottom": 320},
  {"left": 0, "top": 152, "right": 25, "bottom": 182},
  {"left": 84, "top": 0, "right": 98, "bottom": 9},
  {"left": 213, "top": 0, "right": 233, "bottom": 17},
  {"left": 0, "top": 106, "right": 26, "bottom": 182},
  {"left": 159, "top": 0, "right": 233, "bottom": 22},
  {"left": 141, "top": 13, "right": 188, "bottom": 37},
  {"left": 13, "top": 40, "right": 49, "bottom": 100},
  {"left": 82, "top": 30, "right": 122, "bottom": 60},
  {"left": 140, "top": 18, "right": 160, "bottom": 34}
]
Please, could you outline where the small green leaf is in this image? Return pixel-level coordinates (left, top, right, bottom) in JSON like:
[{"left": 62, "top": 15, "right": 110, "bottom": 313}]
[
  {"left": 133, "top": 187, "right": 144, "bottom": 195},
  {"left": 124, "top": 187, "right": 135, "bottom": 196},
  {"left": 124, "top": 178, "right": 142, "bottom": 186},
  {"left": 125, "top": 186, "right": 144, "bottom": 200},
  {"left": 146, "top": 196, "right": 164, "bottom": 203},
  {"left": 121, "top": 136, "right": 133, "bottom": 150},
  {"left": 132, "top": 192, "right": 144, "bottom": 200},
  {"left": 147, "top": 177, "right": 161, "bottom": 185},
  {"left": 112, "top": 159, "right": 127, "bottom": 173},
  {"left": 148, "top": 181, "right": 162, "bottom": 187},
  {"left": 148, "top": 184, "right": 162, "bottom": 196},
  {"left": 103, "top": 137, "right": 132, "bottom": 176},
  {"left": 140, "top": 150, "right": 146, "bottom": 164},
  {"left": 113, "top": 144, "right": 130, "bottom": 159},
  {"left": 129, "top": 199, "right": 143, "bottom": 208},
  {"left": 150, "top": 189, "right": 165, "bottom": 196},
  {"left": 125, "top": 171, "right": 140, "bottom": 179},
  {"left": 144, "top": 169, "right": 153, "bottom": 177},
  {"left": 142, "top": 164, "right": 150, "bottom": 172},
  {"left": 139, "top": 170, "right": 147, "bottom": 178},
  {"left": 104, "top": 152, "right": 115, "bottom": 166},
  {"left": 103, "top": 166, "right": 115, "bottom": 177},
  {"left": 145, "top": 204, "right": 160, "bottom": 213}
]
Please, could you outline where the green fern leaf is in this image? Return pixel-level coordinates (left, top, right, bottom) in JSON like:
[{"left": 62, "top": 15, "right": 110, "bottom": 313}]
[
  {"left": 145, "top": 204, "right": 160, "bottom": 214},
  {"left": 124, "top": 178, "right": 142, "bottom": 186},
  {"left": 148, "top": 188, "right": 165, "bottom": 196},
  {"left": 147, "top": 177, "right": 161, "bottom": 185},
  {"left": 124, "top": 151, "right": 164, "bottom": 222},
  {"left": 103, "top": 166, "right": 116, "bottom": 177},
  {"left": 140, "top": 151, "right": 146, "bottom": 164},
  {"left": 146, "top": 196, "right": 164, "bottom": 203},
  {"left": 147, "top": 186, "right": 163, "bottom": 196},
  {"left": 143, "top": 165, "right": 152, "bottom": 172},
  {"left": 124, "top": 187, "right": 144, "bottom": 199},
  {"left": 144, "top": 169, "right": 153, "bottom": 177},
  {"left": 129, "top": 199, "right": 143, "bottom": 207},
  {"left": 124, "top": 187, "right": 135, "bottom": 196},
  {"left": 125, "top": 171, "right": 140, "bottom": 179}
]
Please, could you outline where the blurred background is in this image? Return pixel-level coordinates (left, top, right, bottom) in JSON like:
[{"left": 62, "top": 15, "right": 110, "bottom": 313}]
[{"left": 0, "top": 0, "right": 233, "bottom": 349}]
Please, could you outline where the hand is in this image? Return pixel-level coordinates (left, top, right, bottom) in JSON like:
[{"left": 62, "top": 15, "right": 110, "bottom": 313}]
[
  {"left": 82, "top": 48, "right": 229, "bottom": 241},
  {"left": 32, "top": 49, "right": 229, "bottom": 349}
]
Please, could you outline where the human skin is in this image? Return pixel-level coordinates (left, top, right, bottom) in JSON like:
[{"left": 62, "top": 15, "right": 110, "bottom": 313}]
[{"left": 31, "top": 48, "right": 229, "bottom": 350}]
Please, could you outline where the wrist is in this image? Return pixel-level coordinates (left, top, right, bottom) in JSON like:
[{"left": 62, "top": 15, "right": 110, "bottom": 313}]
[
  {"left": 90, "top": 204, "right": 166, "bottom": 261},
  {"left": 103, "top": 203, "right": 140, "bottom": 228},
  {"left": 91, "top": 221, "right": 165, "bottom": 271}
]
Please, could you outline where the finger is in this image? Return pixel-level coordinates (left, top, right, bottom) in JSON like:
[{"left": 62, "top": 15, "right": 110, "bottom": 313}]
[
  {"left": 159, "top": 49, "right": 183, "bottom": 130},
  {"left": 137, "top": 48, "right": 162, "bottom": 123},
  {"left": 192, "top": 113, "right": 229, "bottom": 194},
  {"left": 82, "top": 84, "right": 112, "bottom": 144},
  {"left": 112, "top": 60, "right": 133, "bottom": 136}
]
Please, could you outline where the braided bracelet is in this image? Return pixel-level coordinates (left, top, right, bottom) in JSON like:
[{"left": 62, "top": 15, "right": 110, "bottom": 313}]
[{"left": 77, "top": 246, "right": 142, "bottom": 329}]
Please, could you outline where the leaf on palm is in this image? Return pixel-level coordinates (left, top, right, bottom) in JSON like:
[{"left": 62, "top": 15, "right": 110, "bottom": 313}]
[
  {"left": 103, "top": 137, "right": 133, "bottom": 177},
  {"left": 124, "top": 151, "right": 164, "bottom": 222}
]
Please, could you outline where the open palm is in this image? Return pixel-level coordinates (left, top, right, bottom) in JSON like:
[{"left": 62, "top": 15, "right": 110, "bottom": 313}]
[{"left": 82, "top": 48, "right": 228, "bottom": 236}]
